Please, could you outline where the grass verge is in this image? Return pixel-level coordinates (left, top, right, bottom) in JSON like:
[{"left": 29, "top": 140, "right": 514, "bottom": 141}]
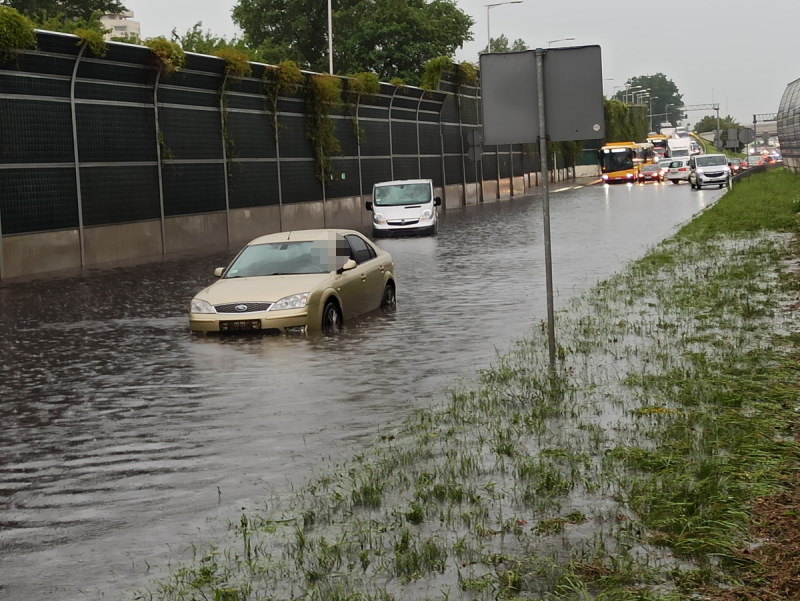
[{"left": 132, "top": 169, "right": 800, "bottom": 601}]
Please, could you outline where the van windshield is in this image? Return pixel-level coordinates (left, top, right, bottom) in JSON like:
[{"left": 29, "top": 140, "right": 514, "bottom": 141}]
[{"left": 374, "top": 183, "right": 431, "bottom": 206}]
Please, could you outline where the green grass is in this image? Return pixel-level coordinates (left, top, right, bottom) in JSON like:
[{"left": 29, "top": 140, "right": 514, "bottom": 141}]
[{"left": 131, "top": 169, "right": 800, "bottom": 601}]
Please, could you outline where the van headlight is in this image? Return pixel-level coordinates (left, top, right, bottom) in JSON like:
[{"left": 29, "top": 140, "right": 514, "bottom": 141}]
[
  {"left": 268, "top": 293, "right": 309, "bottom": 311},
  {"left": 373, "top": 212, "right": 386, "bottom": 224},
  {"left": 421, "top": 209, "right": 433, "bottom": 219}
]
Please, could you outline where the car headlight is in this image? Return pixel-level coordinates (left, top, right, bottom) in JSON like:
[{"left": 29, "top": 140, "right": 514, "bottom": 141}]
[
  {"left": 373, "top": 212, "right": 386, "bottom": 224},
  {"left": 190, "top": 298, "right": 216, "bottom": 314},
  {"left": 421, "top": 209, "right": 433, "bottom": 219},
  {"left": 268, "top": 292, "right": 309, "bottom": 311}
]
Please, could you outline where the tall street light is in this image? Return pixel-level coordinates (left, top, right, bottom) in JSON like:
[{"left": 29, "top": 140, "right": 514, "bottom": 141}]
[
  {"left": 547, "top": 37, "right": 575, "bottom": 47},
  {"left": 485, "top": 1, "right": 522, "bottom": 53},
  {"left": 327, "top": 0, "right": 333, "bottom": 73},
  {"left": 649, "top": 96, "right": 658, "bottom": 132}
]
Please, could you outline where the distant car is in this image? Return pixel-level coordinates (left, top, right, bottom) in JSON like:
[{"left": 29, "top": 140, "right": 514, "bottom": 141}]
[
  {"left": 746, "top": 156, "right": 764, "bottom": 167},
  {"left": 666, "top": 157, "right": 691, "bottom": 183},
  {"left": 657, "top": 158, "right": 673, "bottom": 178},
  {"left": 688, "top": 154, "right": 731, "bottom": 190},
  {"left": 638, "top": 163, "right": 664, "bottom": 183},
  {"left": 727, "top": 158, "right": 744, "bottom": 174},
  {"left": 189, "top": 229, "right": 396, "bottom": 336}
]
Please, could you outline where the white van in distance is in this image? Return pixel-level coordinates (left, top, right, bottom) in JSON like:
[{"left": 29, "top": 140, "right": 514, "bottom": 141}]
[{"left": 365, "top": 179, "right": 441, "bottom": 236}]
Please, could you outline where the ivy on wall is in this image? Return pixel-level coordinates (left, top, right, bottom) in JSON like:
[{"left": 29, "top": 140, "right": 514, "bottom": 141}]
[
  {"left": 145, "top": 37, "right": 186, "bottom": 74},
  {"left": 0, "top": 6, "right": 36, "bottom": 61},
  {"left": 305, "top": 73, "right": 343, "bottom": 185}
]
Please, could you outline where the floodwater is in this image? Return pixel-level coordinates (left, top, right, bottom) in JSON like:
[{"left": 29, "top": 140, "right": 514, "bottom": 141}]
[{"left": 0, "top": 181, "right": 721, "bottom": 600}]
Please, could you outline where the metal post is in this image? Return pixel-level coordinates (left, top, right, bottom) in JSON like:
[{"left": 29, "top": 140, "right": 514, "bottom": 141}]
[
  {"left": 153, "top": 65, "right": 166, "bottom": 254},
  {"left": 70, "top": 43, "right": 87, "bottom": 268},
  {"left": 327, "top": 0, "right": 333, "bottom": 74},
  {"left": 536, "top": 48, "right": 556, "bottom": 368},
  {"left": 219, "top": 72, "right": 231, "bottom": 244}
]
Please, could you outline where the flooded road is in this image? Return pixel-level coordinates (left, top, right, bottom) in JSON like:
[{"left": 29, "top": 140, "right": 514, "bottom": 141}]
[{"left": 0, "top": 181, "right": 721, "bottom": 600}]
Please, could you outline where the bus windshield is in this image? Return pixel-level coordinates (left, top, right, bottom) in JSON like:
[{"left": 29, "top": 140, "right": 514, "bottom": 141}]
[{"left": 600, "top": 148, "right": 633, "bottom": 172}]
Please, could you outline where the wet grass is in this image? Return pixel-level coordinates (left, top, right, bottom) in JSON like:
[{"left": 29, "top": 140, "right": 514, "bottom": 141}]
[{"left": 132, "top": 169, "right": 800, "bottom": 601}]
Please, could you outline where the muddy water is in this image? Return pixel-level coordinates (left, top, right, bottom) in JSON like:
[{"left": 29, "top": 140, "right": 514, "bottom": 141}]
[{"left": 0, "top": 182, "right": 719, "bottom": 600}]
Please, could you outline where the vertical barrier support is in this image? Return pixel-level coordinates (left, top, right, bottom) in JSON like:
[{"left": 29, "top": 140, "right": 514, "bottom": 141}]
[
  {"left": 388, "top": 86, "right": 397, "bottom": 180},
  {"left": 219, "top": 72, "right": 231, "bottom": 244},
  {"left": 70, "top": 43, "right": 87, "bottom": 267},
  {"left": 509, "top": 144, "right": 514, "bottom": 196},
  {"left": 153, "top": 66, "right": 166, "bottom": 254},
  {"left": 416, "top": 91, "right": 424, "bottom": 178},
  {"left": 356, "top": 93, "right": 364, "bottom": 199},
  {"left": 458, "top": 93, "right": 467, "bottom": 205}
]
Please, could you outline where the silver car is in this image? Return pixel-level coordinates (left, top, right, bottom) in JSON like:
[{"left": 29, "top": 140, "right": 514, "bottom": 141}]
[{"left": 688, "top": 154, "right": 731, "bottom": 190}]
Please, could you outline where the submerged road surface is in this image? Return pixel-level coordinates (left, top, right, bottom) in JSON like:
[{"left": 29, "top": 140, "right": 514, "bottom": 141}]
[{"left": 0, "top": 181, "right": 722, "bottom": 600}]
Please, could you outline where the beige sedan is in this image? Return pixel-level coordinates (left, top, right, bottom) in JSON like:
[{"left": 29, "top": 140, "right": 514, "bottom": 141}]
[{"left": 189, "top": 229, "right": 396, "bottom": 336}]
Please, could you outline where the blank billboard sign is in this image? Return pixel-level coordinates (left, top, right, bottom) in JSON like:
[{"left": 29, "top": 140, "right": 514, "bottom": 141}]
[{"left": 480, "top": 46, "right": 605, "bottom": 145}]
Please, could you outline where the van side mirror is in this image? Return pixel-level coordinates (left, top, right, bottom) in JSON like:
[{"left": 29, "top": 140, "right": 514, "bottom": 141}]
[
  {"left": 213, "top": 267, "right": 224, "bottom": 277},
  {"left": 365, "top": 201, "right": 373, "bottom": 211},
  {"left": 434, "top": 196, "right": 442, "bottom": 207}
]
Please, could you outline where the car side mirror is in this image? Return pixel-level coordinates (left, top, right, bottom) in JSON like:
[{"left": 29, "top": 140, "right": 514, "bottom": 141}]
[
  {"left": 213, "top": 267, "right": 224, "bottom": 277},
  {"left": 365, "top": 201, "right": 373, "bottom": 211},
  {"left": 337, "top": 259, "right": 357, "bottom": 274},
  {"left": 434, "top": 196, "right": 442, "bottom": 207}
]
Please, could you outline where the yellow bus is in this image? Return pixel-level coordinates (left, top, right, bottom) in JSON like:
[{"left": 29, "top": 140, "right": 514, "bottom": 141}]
[
  {"left": 599, "top": 142, "right": 653, "bottom": 183},
  {"left": 646, "top": 134, "right": 670, "bottom": 160}
]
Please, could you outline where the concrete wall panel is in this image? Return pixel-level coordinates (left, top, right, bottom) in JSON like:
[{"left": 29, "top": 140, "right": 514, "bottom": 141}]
[
  {"left": 444, "top": 184, "right": 464, "bottom": 209},
  {"left": 228, "top": 206, "right": 282, "bottom": 245},
  {"left": 84, "top": 221, "right": 163, "bottom": 266},
  {"left": 281, "top": 201, "right": 324, "bottom": 231},
  {"left": 3, "top": 230, "right": 81, "bottom": 279},
  {"left": 164, "top": 214, "right": 229, "bottom": 254},
  {"left": 324, "top": 196, "right": 361, "bottom": 230}
]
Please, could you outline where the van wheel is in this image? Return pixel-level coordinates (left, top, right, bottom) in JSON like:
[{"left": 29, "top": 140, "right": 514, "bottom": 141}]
[
  {"left": 321, "top": 300, "right": 342, "bottom": 336},
  {"left": 381, "top": 282, "right": 396, "bottom": 312}
]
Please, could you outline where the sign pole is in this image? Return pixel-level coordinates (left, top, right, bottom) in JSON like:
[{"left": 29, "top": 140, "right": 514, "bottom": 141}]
[{"left": 536, "top": 48, "right": 556, "bottom": 368}]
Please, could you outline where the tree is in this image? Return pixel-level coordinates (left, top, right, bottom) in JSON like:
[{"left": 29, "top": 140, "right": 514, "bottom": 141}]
[
  {"left": 613, "top": 73, "right": 682, "bottom": 130},
  {"left": 0, "top": 0, "right": 126, "bottom": 21},
  {"left": 483, "top": 33, "right": 527, "bottom": 53},
  {"left": 171, "top": 22, "right": 247, "bottom": 55},
  {"left": 232, "top": 0, "right": 473, "bottom": 86}
]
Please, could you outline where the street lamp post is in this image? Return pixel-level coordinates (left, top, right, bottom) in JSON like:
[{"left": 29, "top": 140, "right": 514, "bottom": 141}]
[
  {"left": 485, "top": 1, "right": 522, "bottom": 53},
  {"left": 624, "top": 85, "right": 641, "bottom": 103},
  {"left": 547, "top": 37, "right": 575, "bottom": 47},
  {"left": 649, "top": 96, "right": 658, "bottom": 132},
  {"left": 327, "top": 0, "right": 333, "bottom": 74}
]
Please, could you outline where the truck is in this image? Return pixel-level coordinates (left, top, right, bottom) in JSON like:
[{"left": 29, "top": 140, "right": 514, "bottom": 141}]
[{"left": 667, "top": 137, "right": 692, "bottom": 158}]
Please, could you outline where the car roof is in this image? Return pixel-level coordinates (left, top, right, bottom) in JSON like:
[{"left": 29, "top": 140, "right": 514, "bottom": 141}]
[
  {"left": 246, "top": 229, "right": 367, "bottom": 246},
  {"left": 374, "top": 179, "right": 431, "bottom": 186}
]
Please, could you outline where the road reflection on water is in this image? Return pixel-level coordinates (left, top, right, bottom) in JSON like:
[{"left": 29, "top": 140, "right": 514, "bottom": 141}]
[{"left": 0, "top": 181, "right": 715, "bottom": 600}]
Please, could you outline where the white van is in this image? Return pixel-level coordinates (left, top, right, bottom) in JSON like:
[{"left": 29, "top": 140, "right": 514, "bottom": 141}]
[{"left": 365, "top": 179, "right": 441, "bottom": 236}]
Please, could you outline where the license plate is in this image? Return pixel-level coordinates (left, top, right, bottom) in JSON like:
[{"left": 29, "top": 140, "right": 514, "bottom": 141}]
[{"left": 220, "top": 319, "right": 261, "bottom": 332}]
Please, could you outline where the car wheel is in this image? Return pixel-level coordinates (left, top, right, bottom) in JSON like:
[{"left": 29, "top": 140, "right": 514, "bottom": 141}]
[
  {"left": 321, "top": 299, "right": 342, "bottom": 336},
  {"left": 380, "top": 282, "right": 396, "bottom": 312}
]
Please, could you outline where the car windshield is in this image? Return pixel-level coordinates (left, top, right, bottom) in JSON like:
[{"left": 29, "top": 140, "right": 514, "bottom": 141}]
[
  {"left": 223, "top": 241, "right": 342, "bottom": 277},
  {"left": 696, "top": 156, "right": 727, "bottom": 167},
  {"left": 374, "top": 183, "right": 431, "bottom": 207},
  {"left": 642, "top": 165, "right": 659, "bottom": 172}
]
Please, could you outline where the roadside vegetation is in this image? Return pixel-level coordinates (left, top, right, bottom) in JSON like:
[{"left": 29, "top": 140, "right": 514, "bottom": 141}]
[{"left": 132, "top": 169, "right": 800, "bottom": 601}]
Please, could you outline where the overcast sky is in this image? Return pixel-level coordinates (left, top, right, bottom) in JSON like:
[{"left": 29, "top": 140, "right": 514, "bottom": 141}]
[{"left": 123, "top": 0, "right": 798, "bottom": 125}]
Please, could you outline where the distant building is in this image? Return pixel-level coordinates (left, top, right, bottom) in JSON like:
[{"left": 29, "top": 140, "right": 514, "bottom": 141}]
[
  {"left": 100, "top": 11, "right": 141, "bottom": 41},
  {"left": 777, "top": 77, "right": 799, "bottom": 172}
]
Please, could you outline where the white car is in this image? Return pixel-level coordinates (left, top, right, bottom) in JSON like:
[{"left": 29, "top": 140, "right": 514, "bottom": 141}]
[
  {"left": 666, "top": 158, "right": 691, "bottom": 183},
  {"left": 689, "top": 154, "right": 731, "bottom": 190}
]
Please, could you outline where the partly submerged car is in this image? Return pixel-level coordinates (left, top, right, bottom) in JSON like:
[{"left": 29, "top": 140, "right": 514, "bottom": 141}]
[{"left": 189, "top": 229, "right": 396, "bottom": 336}]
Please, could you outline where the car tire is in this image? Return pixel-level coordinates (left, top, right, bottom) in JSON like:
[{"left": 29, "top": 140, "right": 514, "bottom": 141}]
[
  {"left": 321, "top": 299, "right": 342, "bottom": 336},
  {"left": 381, "top": 282, "right": 396, "bottom": 312}
]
